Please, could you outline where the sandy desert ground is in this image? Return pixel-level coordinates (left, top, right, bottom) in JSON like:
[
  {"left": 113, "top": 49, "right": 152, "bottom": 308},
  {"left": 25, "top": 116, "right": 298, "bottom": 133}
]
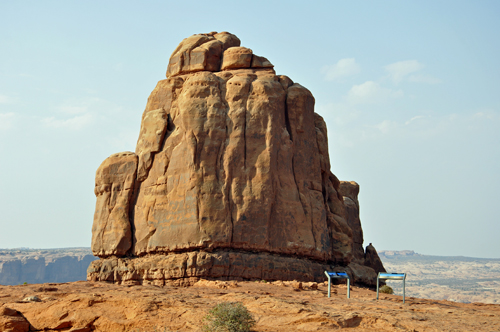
[{"left": 1, "top": 279, "right": 499, "bottom": 331}]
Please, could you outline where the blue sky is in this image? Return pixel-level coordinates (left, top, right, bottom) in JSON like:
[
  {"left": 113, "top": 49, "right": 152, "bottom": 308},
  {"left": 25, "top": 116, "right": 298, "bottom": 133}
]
[{"left": 1, "top": 1, "right": 499, "bottom": 258}]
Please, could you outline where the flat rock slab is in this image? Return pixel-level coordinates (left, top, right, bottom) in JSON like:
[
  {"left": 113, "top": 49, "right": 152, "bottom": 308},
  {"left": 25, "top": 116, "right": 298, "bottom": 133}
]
[{"left": 1, "top": 281, "right": 499, "bottom": 331}]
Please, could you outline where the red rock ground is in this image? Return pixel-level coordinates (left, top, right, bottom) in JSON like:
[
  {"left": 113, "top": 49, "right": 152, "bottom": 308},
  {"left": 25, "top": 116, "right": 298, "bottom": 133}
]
[{"left": 1, "top": 280, "right": 499, "bottom": 331}]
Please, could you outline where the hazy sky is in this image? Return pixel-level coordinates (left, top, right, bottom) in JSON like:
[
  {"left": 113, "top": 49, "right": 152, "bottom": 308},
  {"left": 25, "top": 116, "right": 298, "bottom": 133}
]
[{"left": 1, "top": 1, "right": 499, "bottom": 258}]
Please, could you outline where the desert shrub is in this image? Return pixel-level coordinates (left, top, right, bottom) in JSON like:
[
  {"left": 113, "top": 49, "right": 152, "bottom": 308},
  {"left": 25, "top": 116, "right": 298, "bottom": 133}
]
[
  {"left": 379, "top": 285, "right": 394, "bottom": 294},
  {"left": 202, "top": 301, "right": 256, "bottom": 332}
]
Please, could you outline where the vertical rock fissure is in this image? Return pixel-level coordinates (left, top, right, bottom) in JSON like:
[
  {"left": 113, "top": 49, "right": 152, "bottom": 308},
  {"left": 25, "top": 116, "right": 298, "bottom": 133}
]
[
  {"left": 196, "top": 191, "right": 202, "bottom": 235},
  {"left": 284, "top": 99, "right": 304, "bottom": 217},
  {"left": 321, "top": 172, "right": 328, "bottom": 206},
  {"left": 215, "top": 80, "right": 226, "bottom": 185},
  {"left": 192, "top": 131, "right": 199, "bottom": 169},
  {"left": 127, "top": 181, "right": 141, "bottom": 256},
  {"left": 244, "top": 82, "right": 255, "bottom": 170},
  {"left": 243, "top": 108, "right": 247, "bottom": 170},
  {"left": 223, "top": 112, "right": 234, "bottom": 244},
  {"left": 309, "top": 197, "right": 317, "bottom": 252},
  {"left": 290, "top": 153, "right": 302, "bottom": 213},
  {"left": 284, "top": 101, "right": 293, "bottom": 142},
  {"left": 159, "top": 114, "right": 174, "bottom": 152},
  {"left": 222, "top": 100, "right": 234, "bottom": 245}
]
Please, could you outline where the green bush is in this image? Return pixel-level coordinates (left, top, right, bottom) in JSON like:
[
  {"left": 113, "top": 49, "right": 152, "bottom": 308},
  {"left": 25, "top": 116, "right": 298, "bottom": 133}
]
[
  {"left": 379, "top": 285, "right": 394, "bottom": 294},
  {"left": 203, "top": 302, "right": 256, "bottom": 332}
]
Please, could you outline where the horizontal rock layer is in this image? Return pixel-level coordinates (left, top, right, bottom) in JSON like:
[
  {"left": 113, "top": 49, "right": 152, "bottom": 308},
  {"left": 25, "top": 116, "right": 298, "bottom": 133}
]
[{"left": 87, "top": 249, "right": 377, "bottom": 286}]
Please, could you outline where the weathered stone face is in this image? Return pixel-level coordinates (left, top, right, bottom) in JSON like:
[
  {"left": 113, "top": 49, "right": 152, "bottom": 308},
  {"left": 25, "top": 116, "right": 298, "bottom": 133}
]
[
  {"left": 166, "top": 31, "right": 241, "bottom": 77},
  {"left": 89, "top": 32, "right": 385, "bottom": 285},
  {"left": 92, "top": 152, "right": 137, "bottom": 257},
  {"left": 129, "top": 69, "right": 351, "bottom": 262}
]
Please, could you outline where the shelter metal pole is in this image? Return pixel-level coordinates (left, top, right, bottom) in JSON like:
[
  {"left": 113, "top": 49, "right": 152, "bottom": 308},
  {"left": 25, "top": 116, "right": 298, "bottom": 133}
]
[
  {"left": 403, "top": 277, "right": 406, "bottom": 304},
  {"left": 324, "top": 271, "right": 331, "bottom": 298},
  {"left": 328, "top": 276, "right": 331, "bottom": 298},
  {"left": 376, "top": 274, "right": 380, "bottom": 300}
]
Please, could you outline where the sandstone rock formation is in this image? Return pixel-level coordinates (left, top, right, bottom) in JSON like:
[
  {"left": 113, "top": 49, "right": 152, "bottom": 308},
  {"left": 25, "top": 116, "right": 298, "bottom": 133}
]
[
  {"left": 0, "top": 306, "right": 30, "bottom": 332},
  {"left": 89, "top": 32, "right": 385, "bottom": 286}
]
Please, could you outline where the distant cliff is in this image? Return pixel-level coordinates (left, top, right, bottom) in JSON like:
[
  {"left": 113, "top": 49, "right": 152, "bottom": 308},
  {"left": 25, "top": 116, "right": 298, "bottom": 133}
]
[
  {"left": 378, "top": 250, "right": 500, "bottom": 304},
  {"left": 0, "top": 248, "right": 97, "bottom": 285}
]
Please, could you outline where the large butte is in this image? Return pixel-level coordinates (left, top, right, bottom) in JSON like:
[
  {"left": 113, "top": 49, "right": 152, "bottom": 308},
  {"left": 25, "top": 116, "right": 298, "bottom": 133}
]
[{"left": 88, "top": 31, "right": 386, "bottom": 286}]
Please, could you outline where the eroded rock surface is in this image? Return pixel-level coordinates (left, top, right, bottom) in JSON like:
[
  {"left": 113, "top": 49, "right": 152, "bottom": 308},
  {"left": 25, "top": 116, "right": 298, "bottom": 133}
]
[
  {"left": 92, "top": 152, "right": 137, "bottom": 257},
  {"left": 0, "top": 306, "right": 30, "bottom": 332},
  {"left": 2, "top": 281, "right": 500, "bottom": 332},
  {"left": 89, "top": 32, "right": 385, "bottom": 285}
]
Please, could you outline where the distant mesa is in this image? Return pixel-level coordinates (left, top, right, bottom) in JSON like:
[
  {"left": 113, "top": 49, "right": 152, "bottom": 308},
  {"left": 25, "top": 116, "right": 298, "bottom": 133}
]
[
  {"left": 0, "top": 248, "right": 95, "bottom": 285},
  {"left": 88, "top": 32, "right": 385, "bottom": 286},
  {"left": 379, "top": 250, "right": 418, "bottom": 257}
]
